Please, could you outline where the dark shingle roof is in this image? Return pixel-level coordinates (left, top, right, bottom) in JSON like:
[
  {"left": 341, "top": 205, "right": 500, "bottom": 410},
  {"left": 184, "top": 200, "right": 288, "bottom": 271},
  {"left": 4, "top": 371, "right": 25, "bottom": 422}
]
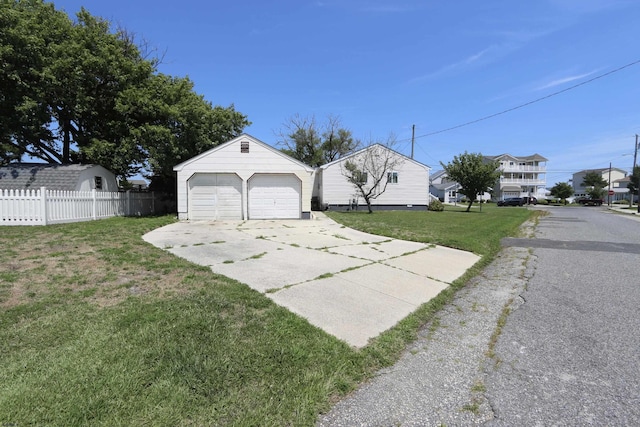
[{"left": 0, "top": 163, "right": 96, "bottom": 191}]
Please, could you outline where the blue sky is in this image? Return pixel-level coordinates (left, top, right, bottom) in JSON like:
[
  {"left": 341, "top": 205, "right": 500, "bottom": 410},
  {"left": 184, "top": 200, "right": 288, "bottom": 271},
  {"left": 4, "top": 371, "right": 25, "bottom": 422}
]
[{"left": 53, "top": 0, "right": 640, "bottom": 184}]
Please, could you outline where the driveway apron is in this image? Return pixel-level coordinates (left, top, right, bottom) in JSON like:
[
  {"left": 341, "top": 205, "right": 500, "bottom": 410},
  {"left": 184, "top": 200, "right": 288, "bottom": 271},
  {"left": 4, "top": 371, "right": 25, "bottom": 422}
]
[{"left": 143, "top": 213, "right": 480, "bottom": 347}]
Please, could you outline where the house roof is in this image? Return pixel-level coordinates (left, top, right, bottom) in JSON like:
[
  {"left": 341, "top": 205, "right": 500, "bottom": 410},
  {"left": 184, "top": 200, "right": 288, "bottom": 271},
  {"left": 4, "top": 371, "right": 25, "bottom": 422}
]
[
  {"left": 0, "top": 163, "right": 100, "bottom": 191},
  {"left": 172, "top": 133, "right": 314, "bottom": 172},
  {"left": 320, "top": 143, "right": 431, "bottom": 171},
  {"left": 574, "top": 167, "right": 627, "bottom": 175},
  {"left": 431, "top": 182, "right": 459, "bottom": 191},
  {"left": 430, "top": 169, "right": 447, "bottom": 181},
  {"left": 614, "top": 176, "right": 631, "bottom": 183},
  {"left": 485, "top": 153, "right": 548, "bottom": 162}
]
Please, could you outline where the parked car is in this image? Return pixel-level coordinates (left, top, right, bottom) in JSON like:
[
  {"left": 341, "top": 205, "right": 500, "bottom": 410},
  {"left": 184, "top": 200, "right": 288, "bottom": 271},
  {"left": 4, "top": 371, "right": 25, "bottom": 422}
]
[
  {"left": 497, "top": 197, "right": 525, "bottom": 206},
  {"left": 577, "top": 197, "right": 604, "bottom": 206}
]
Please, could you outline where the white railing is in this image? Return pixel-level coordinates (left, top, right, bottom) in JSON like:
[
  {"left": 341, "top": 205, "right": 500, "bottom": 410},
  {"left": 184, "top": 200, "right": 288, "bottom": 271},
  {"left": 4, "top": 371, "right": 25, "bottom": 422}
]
[
  {"left": 500, "top": 178, "right": 546, "bottom": 186},
  {"left": 500, "top": 165, "right": 546, "bottom": 173},
  {"left": 0, "top": 187, "right": 156, "bottom": 226}
]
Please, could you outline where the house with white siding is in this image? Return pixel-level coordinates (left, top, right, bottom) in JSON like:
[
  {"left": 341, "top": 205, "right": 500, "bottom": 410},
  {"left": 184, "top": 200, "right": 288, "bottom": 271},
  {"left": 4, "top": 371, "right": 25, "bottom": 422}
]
[
  {"left": 572, "top": 167, "right": 628, "bottom": 201},
  {"left": 313, "top": 144, "right": 431, "bottom": 211},
  {"left": 486, "top": 154, "right": 548, "bottom": 200},
  {"left": 173, "top": 134, "right": 314, "bottom": 220},
  {"left": 429, "top": 169, "right": 491, "bottom": 203},
  {"left": 429, "top": 170, "right": 461, "bottom": 203}
]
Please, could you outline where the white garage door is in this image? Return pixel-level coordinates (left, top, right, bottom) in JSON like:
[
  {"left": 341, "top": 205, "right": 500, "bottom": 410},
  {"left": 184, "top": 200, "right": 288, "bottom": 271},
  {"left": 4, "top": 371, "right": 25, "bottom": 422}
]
[
  {"left": 188, "top": 173, "right": 242, "bottom": 220},
  {"left": 248, "top": 174, "right": 301, "bottom": 219}
]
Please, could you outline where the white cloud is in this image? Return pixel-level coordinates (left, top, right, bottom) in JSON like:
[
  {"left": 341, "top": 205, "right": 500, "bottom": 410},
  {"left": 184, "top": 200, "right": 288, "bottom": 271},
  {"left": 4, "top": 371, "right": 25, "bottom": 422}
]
[
  {"left": 409, "top": 44, "right": 508, "bottom": 83},
  {"left": 535, "top": 70, "right": 600, "bottom": 91}
]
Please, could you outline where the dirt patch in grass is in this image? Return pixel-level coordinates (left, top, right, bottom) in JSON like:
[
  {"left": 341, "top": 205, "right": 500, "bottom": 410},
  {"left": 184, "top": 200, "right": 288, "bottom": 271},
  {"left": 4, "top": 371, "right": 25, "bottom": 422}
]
[{"left": 0, "top": 217, "right": 213, "bottom": 309}]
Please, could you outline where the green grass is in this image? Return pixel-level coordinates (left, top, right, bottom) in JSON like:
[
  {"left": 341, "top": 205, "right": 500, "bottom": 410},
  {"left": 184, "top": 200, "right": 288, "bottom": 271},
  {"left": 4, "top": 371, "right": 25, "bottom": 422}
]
[
  {"left": 0, "top": 207, "right": 537, "bottom": 426},
  {"left": 325, "top": 204, "right": 533, "bottom": 256}
]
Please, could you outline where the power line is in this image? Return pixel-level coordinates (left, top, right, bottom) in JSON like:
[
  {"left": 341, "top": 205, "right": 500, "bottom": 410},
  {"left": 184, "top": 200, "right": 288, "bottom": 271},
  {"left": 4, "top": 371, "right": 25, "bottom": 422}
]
[{"left": 402, "top": 59, "right": 640, "bottom": 142}]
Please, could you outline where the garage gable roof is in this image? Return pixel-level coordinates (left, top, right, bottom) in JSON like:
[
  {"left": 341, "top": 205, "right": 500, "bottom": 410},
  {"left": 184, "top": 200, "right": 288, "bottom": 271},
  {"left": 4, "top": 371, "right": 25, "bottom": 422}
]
[
  {"left": 319, "top": 143, "right": 431, "bottom": 171},
  {"left": 173, "top": 134, "right": 314, "bottom": 172}
]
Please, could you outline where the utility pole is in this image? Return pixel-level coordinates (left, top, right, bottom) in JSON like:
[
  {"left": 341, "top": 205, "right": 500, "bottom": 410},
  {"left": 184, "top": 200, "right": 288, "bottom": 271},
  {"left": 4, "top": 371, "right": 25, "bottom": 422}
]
[
  {"left": 411, "top": 124, "right": 415, "bottom": 159},
  {"left": 634, "top": 134, "right": 638, "bottom": 171},
  {"left": 635, "top": 134, "right": 639, "bottom": 213},
  {"left": 608, "top": 162, "right": 612, "bottom": 206}
]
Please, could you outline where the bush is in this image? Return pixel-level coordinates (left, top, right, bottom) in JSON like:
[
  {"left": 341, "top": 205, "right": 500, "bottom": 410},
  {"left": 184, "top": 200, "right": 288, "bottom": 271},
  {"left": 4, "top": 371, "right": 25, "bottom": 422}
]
[
  {"left": 428, "top": 199, "right": 444, "bottom": 211},
  {"left": 538, "top": 198, "right": 549, "bottom": 205}
]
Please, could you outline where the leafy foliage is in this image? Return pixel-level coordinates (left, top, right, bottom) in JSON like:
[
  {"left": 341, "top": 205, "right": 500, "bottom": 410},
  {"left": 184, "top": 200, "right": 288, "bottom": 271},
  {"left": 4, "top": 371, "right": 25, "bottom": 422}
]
[
  {"left": 440, "top": 152, "right": 501, "bottom": 212},
  {"left": 581, "top": 171, "right": 608, "bottom": 199},
  {"left": 428, "top": 199, "right": 444, "bottom": 211},
  {"left": 549, "top": 182, "right": 574, "bottom": 204},
  {"left": 0, "top": 0, "right": 249, "bottom": 180},
  {"left": 277, "top": 114, "right": 358, "bottom": 166}
]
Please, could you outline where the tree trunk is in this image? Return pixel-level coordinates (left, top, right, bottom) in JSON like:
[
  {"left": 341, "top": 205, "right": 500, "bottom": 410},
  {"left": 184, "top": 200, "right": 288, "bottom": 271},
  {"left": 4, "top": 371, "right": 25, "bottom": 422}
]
[
  {"left": 62, "top": 118, "right": 71, "bottom": 164},
  {"left": 466, "top": 200, "right": 473, "bottom": 212},
  {"left": 365, "top": 197, "right": 373, "bottom": 213}
]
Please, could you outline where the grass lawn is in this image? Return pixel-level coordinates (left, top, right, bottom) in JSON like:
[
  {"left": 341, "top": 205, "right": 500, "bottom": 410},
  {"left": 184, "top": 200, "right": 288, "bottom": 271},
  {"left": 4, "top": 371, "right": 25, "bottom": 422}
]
[
  {"left": 1, "top": 206, "right": 536, "bottom": 426},
  {"left": 325, "top": 203, "right": 535, "bottom": 255}
]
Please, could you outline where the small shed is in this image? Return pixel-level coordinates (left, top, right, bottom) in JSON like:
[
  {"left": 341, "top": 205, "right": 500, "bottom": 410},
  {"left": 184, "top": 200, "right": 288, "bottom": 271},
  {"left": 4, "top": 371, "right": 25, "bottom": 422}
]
[
  {"left": 173, "top": 134, "right": 315, "bottom": 220},
  {"left": 0, "top": 163, "right": 118, "bottom": 192}
]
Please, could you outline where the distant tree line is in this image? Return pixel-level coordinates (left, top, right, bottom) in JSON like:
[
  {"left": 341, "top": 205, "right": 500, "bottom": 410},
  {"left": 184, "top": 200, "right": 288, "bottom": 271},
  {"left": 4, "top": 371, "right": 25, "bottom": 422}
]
[{"left": 0, "top": 0, "right": 249, "bottom": 189}]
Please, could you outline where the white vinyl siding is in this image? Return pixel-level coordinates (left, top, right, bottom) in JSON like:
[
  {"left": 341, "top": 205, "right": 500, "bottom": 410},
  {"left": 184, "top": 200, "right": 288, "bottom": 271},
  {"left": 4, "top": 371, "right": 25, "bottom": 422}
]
[
  {"left": 320, "top": 149, "right": 430, "bottom": 207},
  {"left": 174, "top": 135, "right": 314, "bottom": 220}
]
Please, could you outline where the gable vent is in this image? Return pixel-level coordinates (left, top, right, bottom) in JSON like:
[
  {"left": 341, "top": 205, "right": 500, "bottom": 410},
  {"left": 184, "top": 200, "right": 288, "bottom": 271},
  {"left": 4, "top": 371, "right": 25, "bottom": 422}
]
[{"left": 241, "top": 141, "right": 249, "bottom": 153}]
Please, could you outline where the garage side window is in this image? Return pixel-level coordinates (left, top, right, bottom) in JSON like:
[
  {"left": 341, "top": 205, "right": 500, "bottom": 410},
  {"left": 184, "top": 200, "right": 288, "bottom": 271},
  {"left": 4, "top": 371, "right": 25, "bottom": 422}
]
[
  {"left": 241, "top": 141, "right": 249, "bottom": 153},
  {"left": 387, "top": 171, "right": 398, "bottom": 184}
]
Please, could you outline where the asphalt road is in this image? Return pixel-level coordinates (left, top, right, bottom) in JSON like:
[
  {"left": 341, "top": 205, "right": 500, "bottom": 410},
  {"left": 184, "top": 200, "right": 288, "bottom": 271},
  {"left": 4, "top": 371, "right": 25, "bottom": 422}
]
[
  {"left": 318, "top": 206, "right": 640, "bottom": 426},
  {"left": 486, "top": 206, "right": 640, "bottom": 426}
]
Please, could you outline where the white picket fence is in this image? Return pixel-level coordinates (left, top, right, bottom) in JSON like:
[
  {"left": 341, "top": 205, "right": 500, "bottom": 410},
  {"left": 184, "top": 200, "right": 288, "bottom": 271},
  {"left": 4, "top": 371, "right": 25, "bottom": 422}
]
[{"left": 0, "top": 187, "right": 156, "bottom": 226}]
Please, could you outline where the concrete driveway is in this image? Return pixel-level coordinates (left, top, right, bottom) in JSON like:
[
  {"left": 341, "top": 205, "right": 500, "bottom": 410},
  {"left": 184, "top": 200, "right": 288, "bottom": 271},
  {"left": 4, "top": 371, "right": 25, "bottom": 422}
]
[{"left": 143, "top": 213, "right": 480, "bottom": 347}]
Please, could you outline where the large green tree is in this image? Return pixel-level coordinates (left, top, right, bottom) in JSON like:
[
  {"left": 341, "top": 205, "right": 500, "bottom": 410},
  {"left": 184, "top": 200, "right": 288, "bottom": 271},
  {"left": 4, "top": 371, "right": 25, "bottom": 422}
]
[
  {"left": 549, "top": 182, "right": 574, "bottom": 205},
  {"left": 440, "top": 152, "right": 501, "bottom": 212},
  {"left": 1, "top": 0, "right": 249, "bottom": 181},
  {"left": 581, "top": 171, "right": 608, "bottom": 199},
  {"left": 277, "top": 114, "right": 358, "bottom": 166}
]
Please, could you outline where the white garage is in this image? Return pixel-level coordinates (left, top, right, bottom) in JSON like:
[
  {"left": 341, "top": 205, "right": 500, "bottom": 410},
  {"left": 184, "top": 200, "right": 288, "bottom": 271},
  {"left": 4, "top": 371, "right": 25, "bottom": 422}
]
[
  {"left": 174, "top": 134, "right": 314, "bottom": 221},
  {"left": 248, "top": 174, "right": 301, "bottom": 219},
  {"left": 188, "top": 173, "right": 242, "bottom": 220}
]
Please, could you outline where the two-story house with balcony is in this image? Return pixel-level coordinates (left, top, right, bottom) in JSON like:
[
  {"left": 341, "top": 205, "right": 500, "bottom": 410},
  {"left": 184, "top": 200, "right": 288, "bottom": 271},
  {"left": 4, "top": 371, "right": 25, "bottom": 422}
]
[{"left": 485, "top": 154, "right": 548, "bottom": 201}]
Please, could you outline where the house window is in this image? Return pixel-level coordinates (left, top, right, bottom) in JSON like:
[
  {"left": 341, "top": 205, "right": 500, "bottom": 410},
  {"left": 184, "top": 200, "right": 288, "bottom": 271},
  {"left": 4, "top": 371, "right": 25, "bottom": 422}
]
[
  {"left": 94, "top": 176, "right": 103, "bottom": 190},
  {"left": 387, "top": 171, "right": 398, "bottom": 184},
  {"left": 241, "top": 141, "right": 249, "bottom": 153},
  {"left": 355, "top": 171, "right": 368, "bottom": 184}
]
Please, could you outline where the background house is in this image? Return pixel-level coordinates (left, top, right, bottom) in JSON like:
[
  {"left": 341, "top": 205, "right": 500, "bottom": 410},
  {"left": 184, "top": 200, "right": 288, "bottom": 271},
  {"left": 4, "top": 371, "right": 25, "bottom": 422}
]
[
  {"left": 486, "top": 154, "right": 548, "bottom": 200},
  {"left": 429, "top": 170, "right": 460, "bottom": 203},
  {"left": 572, "top": 167, "right": 628, "bottom": 201},
  {"left": 314, "top": 144, "right": 431, "bottom": 210},
  {"left": 173, "top": 134, "right": 314, "bottom": 220},
  {"left": 429, "top": 170, "right": 492, "bottom": 203},
  {"left": 0, "top": 163, "right": 118, "bottom": 192}
]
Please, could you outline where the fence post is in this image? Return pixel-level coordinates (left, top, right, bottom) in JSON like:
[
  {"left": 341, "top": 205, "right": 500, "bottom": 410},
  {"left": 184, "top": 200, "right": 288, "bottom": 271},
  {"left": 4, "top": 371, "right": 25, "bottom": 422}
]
[
  {"left": 40, "top": 186, "right": 48, "bottom": 225},
  {"left": 126, "top": 190, "right": 131, "bottom": 216},
  {"left": 92, "top": 189, "right": 97, "bottom": 220}
]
